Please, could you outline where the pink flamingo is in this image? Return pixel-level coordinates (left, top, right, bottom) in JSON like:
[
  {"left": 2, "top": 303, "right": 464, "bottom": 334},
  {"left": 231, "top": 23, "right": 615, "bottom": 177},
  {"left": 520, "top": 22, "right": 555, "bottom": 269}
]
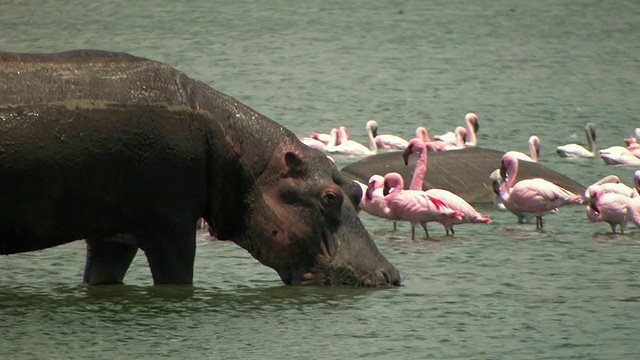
[
  {"left": 326, "top": 126, "right": 374, "bottom": 156},
  {"left": 299, "top": 136, "right": 327, "bottom": 151},
  {"left": 506, "top": 135, "right": 541, "bottom": 163},
  {"left": 415, "top": 126, "right": 447, "bottom": 152},
  {"left": 365, "top": 120, "right": 409, "bottom": 150},
  {"left": 495, "top": 153, "right": 583, "bottom": 229},
  {"left": 627, "top": 171, "right": 640, "bottom": 229},
  {"left": 585, "top": 175, "right": 634, "bottom": 198},
  {"left": 353, "top": 176, "right": 399, "bottom": 231},
  {"left": 382, "top": 172, "right": 463, "bottom": 240},
  {"left": 403, "top": 138, "right": 491, "bottom": 235},
  {"left": 627, "top": 142, "right": 640, "bottom": 158},
  {"left": 585, "top": 185, "right": 630, "bottom": 234},
  {"left": 435, "top": 113, "right": 479, "bottom": 147},
  {"left": 354, "top": 175, "right": 398, "bottom": 230},
  {"left": 309, "top": 131, "right": 331, "bottom": 144},
  {"left": 599, "top": 145, "right": 640, "bottom": 166},
  {"left": 624, "top": 128, "right": 640, "bottom": 146}
]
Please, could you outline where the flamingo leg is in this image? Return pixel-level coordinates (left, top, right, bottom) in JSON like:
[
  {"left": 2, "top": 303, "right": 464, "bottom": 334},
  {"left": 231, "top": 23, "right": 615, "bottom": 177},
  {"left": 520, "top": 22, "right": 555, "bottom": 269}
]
[
  {"left": 393, "top": 221, "right": 397, "bottom": 231},
  {"left": 420, "top": 223, "right": 430, "bottom": 240},
  {"left": 411, "top": 224, "right": 416, "bottom": 240}
]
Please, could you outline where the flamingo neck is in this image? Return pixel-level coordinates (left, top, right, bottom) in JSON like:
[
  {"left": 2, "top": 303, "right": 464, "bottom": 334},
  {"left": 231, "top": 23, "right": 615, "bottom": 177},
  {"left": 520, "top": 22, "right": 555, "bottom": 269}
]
[
  {"left": 409, "top": 144, "right": 427, "bottom": 190},
  {"left": 455, "top": 127, "right": 466, "bottom": 148},
  {"left": 366, "top": 124, "right": 378, "bottom": 152},
  {"left": 465, "top": 118, "right": 477, "bottom": 146},
  {"left": 529, "top": 140, "right": 538, "bottom": 162},
  {"left": 416, "top": 127, "right": 431, "bottom": 142},
  {"left": 586, "top": 128, "right": 596, "bottom": 154},
  {"left": 501, "top": 160, "right": 518, "bottom": 195},
  {"left": 327, "top": 129, "right": 338, "bottom": 147}
]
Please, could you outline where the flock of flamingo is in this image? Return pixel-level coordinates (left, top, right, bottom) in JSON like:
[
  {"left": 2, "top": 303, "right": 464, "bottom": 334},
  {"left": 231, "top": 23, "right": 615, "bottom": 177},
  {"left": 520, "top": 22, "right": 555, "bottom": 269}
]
[{"left": 298, "top": 113, "right": 640, "bottom": 239}]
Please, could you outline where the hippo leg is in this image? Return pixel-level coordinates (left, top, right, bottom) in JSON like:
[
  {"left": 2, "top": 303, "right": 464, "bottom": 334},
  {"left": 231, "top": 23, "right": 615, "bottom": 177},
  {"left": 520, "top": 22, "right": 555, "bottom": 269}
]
[
  {"left": 140, "top": 226, "right": 196, "bottom": 285},
  {"left": 83, "top": 236, "right": 139, "bottom": 285}
]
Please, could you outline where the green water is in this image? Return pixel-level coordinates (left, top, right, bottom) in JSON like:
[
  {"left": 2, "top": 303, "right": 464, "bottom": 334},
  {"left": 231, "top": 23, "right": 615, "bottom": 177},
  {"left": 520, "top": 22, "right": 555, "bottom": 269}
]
[{"left": 1, "top": 0, "right": 639, "bottom": 359}]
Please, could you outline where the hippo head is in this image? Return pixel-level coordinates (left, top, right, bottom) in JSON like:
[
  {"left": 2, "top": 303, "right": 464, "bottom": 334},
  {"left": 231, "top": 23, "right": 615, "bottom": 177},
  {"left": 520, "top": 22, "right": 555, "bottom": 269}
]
[{"left": 236, "top": 148, "right": 401, "bottom": 287}]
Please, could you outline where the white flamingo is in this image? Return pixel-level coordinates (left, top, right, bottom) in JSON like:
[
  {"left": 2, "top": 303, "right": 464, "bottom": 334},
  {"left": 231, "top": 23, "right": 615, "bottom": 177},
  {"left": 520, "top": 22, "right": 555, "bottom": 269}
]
[
  {"left": 599, "top": 145, "right": 640, "bottom": 166},
  {"left": 506, "top": 135, "right": 541, "bottom": 162},
  {"left": 325, "top": 126, "right": 375, "bottom": 156},
  {"left": 365, "top": 120, "right": 409, "bottom": 150},
  {"left": 556, "top": 123, "right": 597, "bottom": 158},
  {"left": 435, "top": 113, "right": 479, "bottom": 147},
  {"left": 585, "top": 175, "right": 634, "bottom": 198}
]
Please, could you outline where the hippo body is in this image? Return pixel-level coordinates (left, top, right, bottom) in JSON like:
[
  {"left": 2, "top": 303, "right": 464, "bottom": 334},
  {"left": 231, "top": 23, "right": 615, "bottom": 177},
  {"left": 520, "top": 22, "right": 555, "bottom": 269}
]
[
  {"left": 0, "top": 50, "right": 400, "bottom": 287},
  {"left": 341, "top": 147, "right": 585, "bottom": 204}
]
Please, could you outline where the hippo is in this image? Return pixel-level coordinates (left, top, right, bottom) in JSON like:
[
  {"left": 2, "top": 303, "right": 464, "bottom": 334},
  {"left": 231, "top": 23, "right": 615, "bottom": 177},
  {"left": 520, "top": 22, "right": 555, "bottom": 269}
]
[
  {"left": 341, "top": 147, "right": 585, "bottom": 204},
  {"left": 0, "top": 49, "right": 401, "bottom": 287}
]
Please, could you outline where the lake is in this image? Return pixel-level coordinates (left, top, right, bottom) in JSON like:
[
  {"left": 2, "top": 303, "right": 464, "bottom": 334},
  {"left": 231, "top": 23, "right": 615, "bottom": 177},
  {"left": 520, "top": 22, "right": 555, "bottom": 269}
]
[{"left": 1, "top": 0, "right": 639, "bottom": 359}]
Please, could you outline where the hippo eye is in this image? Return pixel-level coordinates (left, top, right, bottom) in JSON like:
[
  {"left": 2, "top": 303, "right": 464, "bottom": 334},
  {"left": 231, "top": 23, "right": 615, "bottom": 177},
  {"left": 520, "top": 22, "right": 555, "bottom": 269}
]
[
  {"left": 321, "top": 187, "right": 344, "bottom": 221},
  {"left": 322, "top": 190, "right": 342, "bottom": 208}
]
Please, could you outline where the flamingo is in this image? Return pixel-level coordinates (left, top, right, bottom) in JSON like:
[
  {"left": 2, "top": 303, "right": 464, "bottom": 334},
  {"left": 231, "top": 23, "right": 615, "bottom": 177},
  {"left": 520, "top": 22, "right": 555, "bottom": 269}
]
[
  {"left": 365, "top": 120, "right": 409, "bottom": 150},
  {"left": 585, "top": 185, "right": 630, "bottom": 234},
  {"left": 585, "top": 175, "right": 634, "bottom": 198},
  {"left": 624, "top": 128, "right": 640, "bottom": 146},
  {"left": 506, "top": 135, "right": 541, "bottom": 163},
  {"left": 415, "top": 126, "right": 447, "bottom": 152},
  {"left": 599, "top": 145, "right": 640, "bottom": 166},
  {"left": 489, "top": 169, "right": 559, "bottom": 223},
  {"left": 355, "top": 175, "right": 399, "bottom": 230},
  {"left": 299, "top": 136, "right": 327, "bottom": 151},
  {"left": 309, "top": 131, "right": 331, "bottom": 144},
  {"left": 627, "top": 142, "right": 640, "bottom": 158},
  {"left": 326, "top": 126, "right": 375, "bottom": 156},
  {"left": 627, "top": 171, "right": 640, "bottom": 229},
  {"left": 495, "top": 153, "right": 583, "bottom": 229},
  {"left": 403, "top": 138, "right": 491, "bottom": 236},
  {"left": 442, "top": 126, "right": 467, "bottom": 151},
  {"left": 382, "top": 172, "right": 464, "bottom": 240},
  {"left": 435, "top": 112, "right": 480, "bottom": 147},
  {"left": 556, "top": 123, "right": 597, "bottom": 158}
]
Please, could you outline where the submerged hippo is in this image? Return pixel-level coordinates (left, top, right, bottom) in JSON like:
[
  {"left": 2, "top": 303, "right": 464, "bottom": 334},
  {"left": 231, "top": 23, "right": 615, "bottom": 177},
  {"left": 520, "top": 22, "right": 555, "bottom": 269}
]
[
  {"left": 0, "top": 50, "right": 400, "bottom": 287},
  {"left": 341, "top": 147, "right": 585, "bottom": 204}
]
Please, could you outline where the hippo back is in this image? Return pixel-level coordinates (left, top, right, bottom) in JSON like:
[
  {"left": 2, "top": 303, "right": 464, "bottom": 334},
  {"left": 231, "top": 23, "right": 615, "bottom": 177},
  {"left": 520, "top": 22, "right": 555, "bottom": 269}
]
[{"left": 341, "top": 147, "right": 585, "bottom": 204}]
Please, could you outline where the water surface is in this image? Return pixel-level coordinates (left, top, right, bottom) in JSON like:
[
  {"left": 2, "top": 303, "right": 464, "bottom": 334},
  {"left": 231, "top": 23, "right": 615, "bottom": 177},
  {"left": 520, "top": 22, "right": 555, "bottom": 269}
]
[{"left": 1, "top": 1, "right": 639, "bottom": 359}]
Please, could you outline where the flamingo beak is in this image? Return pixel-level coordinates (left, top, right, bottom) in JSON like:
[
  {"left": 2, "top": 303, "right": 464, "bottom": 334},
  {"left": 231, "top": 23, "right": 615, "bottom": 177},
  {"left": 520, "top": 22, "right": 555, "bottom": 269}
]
[
  {"left": 383, "top": 182, "right": 392, "bottom": 196},
  {"left": 402, "top": 145, "right": 413, "bottom": 166},
  {"left": 500, "top": 162, "right": 507, "bottom": 181},
  {"left": 492, "top": 179, "right": 501, "bottom": 195},
  {"left": 588, "top": 195, "right": 599, "bottom": 213},
  {"left": 365, "top": 185, "right": 374, "bottom": 201}
]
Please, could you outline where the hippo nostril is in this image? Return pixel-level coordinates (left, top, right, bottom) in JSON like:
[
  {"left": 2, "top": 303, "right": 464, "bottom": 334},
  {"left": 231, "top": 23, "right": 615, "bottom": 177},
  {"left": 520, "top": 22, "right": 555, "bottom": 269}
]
[
  {"left": 386, "top": 268, "right": 402, "bottom": 286},
  {"left": 382, "top": 271, "right": 391, "bottom": 284}
]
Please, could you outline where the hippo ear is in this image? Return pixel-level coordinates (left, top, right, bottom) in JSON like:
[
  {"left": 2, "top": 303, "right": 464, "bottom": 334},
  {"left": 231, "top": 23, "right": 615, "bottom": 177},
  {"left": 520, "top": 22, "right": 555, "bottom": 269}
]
[{"left": 283, "top": 151, "right": 307, "bottom": 178}]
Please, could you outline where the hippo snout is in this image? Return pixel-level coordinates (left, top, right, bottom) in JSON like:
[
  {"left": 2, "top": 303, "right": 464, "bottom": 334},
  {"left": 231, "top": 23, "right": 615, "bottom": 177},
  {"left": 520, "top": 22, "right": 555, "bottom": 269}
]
[{"left": 381, "top": 267, "right": 402, "bottom": 287}]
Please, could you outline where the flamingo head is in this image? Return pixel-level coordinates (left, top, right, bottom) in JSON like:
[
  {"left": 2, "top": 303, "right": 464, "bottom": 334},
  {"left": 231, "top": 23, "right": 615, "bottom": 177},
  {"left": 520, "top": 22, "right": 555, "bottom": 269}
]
[
  {"left": 586, "top": 185, "right": 603, "bottom": 213},
  {"left": 466, "top": 112, "right": 479, "bottom": 133},
  {"left": 365, "top": 175, "right": 384, "bottom": 201},
  {"left": 500, "top": 153, "right": 518, "bottom": 181},
  {"left": 382, "top": 172, "right": 403, "bottom": 196},
  {"left": 586, "top": 123, "right": 597, "bottom": 142},
  {"left": 402, "top": 138, "right": 426, "bottom": 165},
  {"left": 366, "top": 120, "right": 379, "bottom": 137}
]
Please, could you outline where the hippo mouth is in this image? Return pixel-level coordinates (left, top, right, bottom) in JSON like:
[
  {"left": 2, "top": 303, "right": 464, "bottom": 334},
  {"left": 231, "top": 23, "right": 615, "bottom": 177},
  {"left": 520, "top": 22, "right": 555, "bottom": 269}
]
[{"left": 278, "top": 232, "right": 401, "bottom": 287}]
